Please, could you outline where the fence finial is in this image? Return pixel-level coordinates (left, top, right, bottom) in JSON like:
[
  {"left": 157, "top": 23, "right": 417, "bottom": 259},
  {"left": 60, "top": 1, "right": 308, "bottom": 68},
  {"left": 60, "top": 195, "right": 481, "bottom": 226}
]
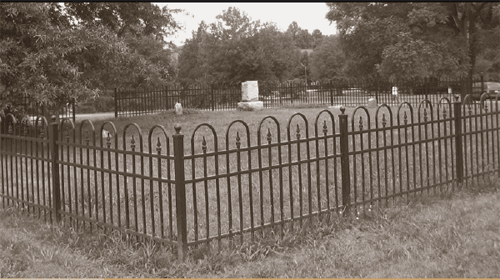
[
  {"left": 174, "top": 124, "right": 182, "bottom": 134},
  {"left": 340, "top": 106, "right": 346, "bottom": 115}
]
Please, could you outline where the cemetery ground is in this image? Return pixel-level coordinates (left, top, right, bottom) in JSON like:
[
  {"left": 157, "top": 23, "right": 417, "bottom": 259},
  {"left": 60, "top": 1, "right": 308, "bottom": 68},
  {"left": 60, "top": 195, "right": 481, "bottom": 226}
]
[
  {"left": 1, "top": 104, "right": 500, "bottom": 277},
  {"left": 1, "top": 179, "right": 499, "bottom": 277}
]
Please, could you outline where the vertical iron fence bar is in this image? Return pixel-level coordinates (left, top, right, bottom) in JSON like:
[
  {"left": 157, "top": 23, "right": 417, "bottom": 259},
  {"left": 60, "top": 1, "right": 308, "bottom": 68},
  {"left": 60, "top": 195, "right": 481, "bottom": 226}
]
[
  {"left": 149, "top": 136, "right": 158, "bottom": 238},
  {"left": 131, "top": 136, "right": 138, "bottom": 235},
  {"left": 202, "top": 137, "right": 209, "bottom": 244},
  {"left": 50, "top": 116, "right": 61, "bottom": 223},
  {"left": 267, "top": 130, "right": 275, "bottom": 228},
  {"left": 85, "top": 131, "right": 92, "bottom": 233},
  {"left": 424, "top": 108, "right": 430, "bottom": 194},
  {"left": 173, "top": 124, "right": 187, "bottom": 260},
  {"left": 65, "top": 126, "right": 72, "bottom": 225},
  {"left": 322, "top": 121, "right": 330, "bottom": 214},
  {"left": 237, "top": 133, "right": 243, "bottom": 244},
  {"left": 287, "top": 126, "right": 294, "bottom": 231},
  {"left": 454, "top": 97, "right": 464, "bottom": 183},
  {"left": 140, "top": 142, "right": 146, "bottom": 237},
  {"left": 296, "top": 125, "right": 303, "bottom": 226},
  {"left": 382, "top": 114, "right": 389, "bottom": 206},
  {"left": 338, "top": 107, "right": 350, "bottom": 215},
  {"left": 226, "top": 134, "right": 233, "bottom": 244}
]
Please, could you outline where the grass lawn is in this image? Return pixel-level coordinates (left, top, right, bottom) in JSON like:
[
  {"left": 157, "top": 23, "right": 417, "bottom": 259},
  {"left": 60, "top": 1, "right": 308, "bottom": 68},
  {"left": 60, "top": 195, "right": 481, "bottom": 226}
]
[{"left": 1, "top": 181, "right": 499, "bottom": 278}]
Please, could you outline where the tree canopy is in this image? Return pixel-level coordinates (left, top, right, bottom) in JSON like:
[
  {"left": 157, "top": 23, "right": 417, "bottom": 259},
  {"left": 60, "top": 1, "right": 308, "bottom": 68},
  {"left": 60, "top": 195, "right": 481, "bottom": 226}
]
[
  {"left": 326, "top": 2, "right": 500, "bottom": 80},
  {"left": 177, "top": 7, "right": 302, "bottom": 84},
  {"left": 0, "top": 2, "right": 181, "bottom": 114}
]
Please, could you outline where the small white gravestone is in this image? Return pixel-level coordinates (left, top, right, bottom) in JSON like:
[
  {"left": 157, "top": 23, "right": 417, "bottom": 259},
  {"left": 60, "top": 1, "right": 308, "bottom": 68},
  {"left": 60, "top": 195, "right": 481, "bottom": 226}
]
[
  {"left": 392, "top": 86, "right": 398, "bottom": 102},
  {"left": 175, "top": 102, "right": 183, "bottom": 115},
  {"left": 367, "top": 98, "right": 378, "bottom": 108},
  {"left": 102, "top": 129, "right": 111, "bottom": 139},
  {"left": 392, "top": 86, "right": 398, "bottom": 96},
  {"left": 237, "top": 81, "right": 263, "bottom": 111}
]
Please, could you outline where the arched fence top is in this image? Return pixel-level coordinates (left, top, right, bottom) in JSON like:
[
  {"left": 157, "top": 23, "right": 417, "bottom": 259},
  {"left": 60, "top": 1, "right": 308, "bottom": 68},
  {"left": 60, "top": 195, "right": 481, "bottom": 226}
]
[
  {"left": 122, "top": 123, "right": 143, "bottom": 151},
  {"left": 190, "top": 123, "right": 218, "bottom": 154},
  {"left": 286, "top": 112, "right": 309, "bottom": 140},
  {"left": 257, "top": 115, "right": 281, "bottom": 144},
  {"left": 375, "top": 103, "right": 394, "bottom": 128},
  {"left": 314, "top": 109, "right": 336, "bottom": 136},
  {"left": 147, "top": 124, "right": 169, "bottom": 154},
  {"left": 417, "top": 100, "right": 434, "bottom": 121},
  {"left": 396, "top": 102, "right": 414, "bottom": 125},
  {"left": 100, "top": 121, "right": 118, "bottom": 148},
  {"left": 225, "top": 120, "right": 251, "bottom": 149},
  {"left": 79, "top": 119, "right": 96, "bottom": 145},
  {"left": 351, "top": 106, "right": 371, "bottom": 130}
]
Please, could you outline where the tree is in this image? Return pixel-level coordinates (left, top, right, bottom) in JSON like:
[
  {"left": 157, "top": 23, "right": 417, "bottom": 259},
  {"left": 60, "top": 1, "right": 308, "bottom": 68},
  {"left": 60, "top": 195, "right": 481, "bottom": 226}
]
[
  {"left": 177, "top": 21, "right": 209, "bottom": 84},
  {"left": 178, "top": 7, "right": 300, "bottom": 84},
  {"left": 326, "top": 2, "right": 500, "bottom": 84},
  {"left": 311, "top": 29, "right": 323, "bottom": 49},
  {"left": 0, "top": 3, "right": 181, "bottom": 117},
  {"left": 309, "top": 35, "right": 345, "bottom": 81}
]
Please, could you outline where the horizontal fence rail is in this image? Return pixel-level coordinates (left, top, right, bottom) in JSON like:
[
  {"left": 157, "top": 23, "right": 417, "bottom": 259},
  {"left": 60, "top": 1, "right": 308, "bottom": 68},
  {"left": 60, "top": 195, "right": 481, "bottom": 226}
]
[
  {"left": 115, "top": 76, "right": 487, "bottom": 117},
  {"left": 1, "top": 92, "right": 499, "bottom": 259}
]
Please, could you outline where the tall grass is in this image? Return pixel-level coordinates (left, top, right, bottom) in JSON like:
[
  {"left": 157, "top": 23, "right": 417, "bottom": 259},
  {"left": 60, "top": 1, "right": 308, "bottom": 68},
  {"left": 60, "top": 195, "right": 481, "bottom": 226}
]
[{"left": 1, "top": 179, "right": 498, "bottom": 277}]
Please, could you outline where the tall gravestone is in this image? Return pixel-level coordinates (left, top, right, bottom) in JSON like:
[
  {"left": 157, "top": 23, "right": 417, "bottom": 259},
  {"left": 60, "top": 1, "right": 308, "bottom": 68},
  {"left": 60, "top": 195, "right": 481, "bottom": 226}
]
[{"left": 237, "top": 81, "right": 263, "bottom": 111}]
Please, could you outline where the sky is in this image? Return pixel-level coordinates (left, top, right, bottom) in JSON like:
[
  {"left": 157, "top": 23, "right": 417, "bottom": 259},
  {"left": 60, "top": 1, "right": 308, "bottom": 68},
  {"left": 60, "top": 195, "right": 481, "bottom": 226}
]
[{"left": 154, "top": 3, "right": 337, "bottom": 46}]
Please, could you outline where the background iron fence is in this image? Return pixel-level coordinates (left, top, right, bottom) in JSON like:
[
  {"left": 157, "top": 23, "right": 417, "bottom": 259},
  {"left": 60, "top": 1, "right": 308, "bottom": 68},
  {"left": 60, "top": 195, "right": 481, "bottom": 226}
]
[
  {"left": 1, "top": 93, "right": 499, "bottom": 259},
  {"left": 114, "top": 76, "right": 488, "bottom": 117}
]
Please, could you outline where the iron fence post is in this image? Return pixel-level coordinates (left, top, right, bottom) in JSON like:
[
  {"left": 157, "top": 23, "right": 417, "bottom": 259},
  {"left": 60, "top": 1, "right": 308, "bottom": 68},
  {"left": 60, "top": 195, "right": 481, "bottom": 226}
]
[
  {"left": 480, "top": 72, "right": 484, "bottom": 95},
  {"left": 72, "top": 98, "right": 76, "bottom": 124},
  {"left": 173, "top": 124, "right": 188, "bottom": 259},
  {"left": 453, "top": 96, "right": 464, "bottom": 183},
  {"left": 50, "top": 116, "right": 61, "bottom": 223},
  {"left": 114, "top": 88, "right": 118, "bottom": 118},
  {"left": 338, "top": 107, "right": 351, "bottom": 215}
]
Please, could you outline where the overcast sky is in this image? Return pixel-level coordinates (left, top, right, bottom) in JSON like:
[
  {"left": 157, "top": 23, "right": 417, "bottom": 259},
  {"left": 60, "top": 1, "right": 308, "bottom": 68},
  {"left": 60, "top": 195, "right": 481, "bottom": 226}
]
[{"left": 154, "top": 3, "right": 337, "bottom": 46}]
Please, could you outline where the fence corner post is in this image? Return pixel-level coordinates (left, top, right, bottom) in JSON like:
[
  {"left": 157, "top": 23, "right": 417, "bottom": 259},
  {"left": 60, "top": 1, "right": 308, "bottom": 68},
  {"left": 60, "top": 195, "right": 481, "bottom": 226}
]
[
  {"left": 453, "top": 95, "right": 464, "bottom": 184},
  {"left": 50, "top": 115, "right": 61, "bottom": 223},
  {"left": 338, "top": 107, "right": 351, "bottom": 216},
  {"left": 173, "top": 124, "right": 188, "bottom": 259}
]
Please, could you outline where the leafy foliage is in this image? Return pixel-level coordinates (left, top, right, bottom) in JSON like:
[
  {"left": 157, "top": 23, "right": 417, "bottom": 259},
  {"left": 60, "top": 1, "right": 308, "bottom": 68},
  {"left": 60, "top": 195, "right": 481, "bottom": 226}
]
[
  {"left": 0, "top": 3, "right": 181, "bottom": 114},
  {"left": 326, "top": 2, "right": 500, "bottom": 80},
  {"left": 309, "top": 35, "right": 345, "bottom": 81},
  {"left": 178, "top": 7, "right": 301, "bottom": 84}
]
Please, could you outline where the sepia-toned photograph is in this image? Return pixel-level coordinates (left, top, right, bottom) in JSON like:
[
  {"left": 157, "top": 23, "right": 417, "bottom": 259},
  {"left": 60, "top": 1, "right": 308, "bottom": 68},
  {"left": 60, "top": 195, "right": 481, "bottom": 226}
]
[{"left": 1, "top": 2, "right": 499, "bottom": 278}]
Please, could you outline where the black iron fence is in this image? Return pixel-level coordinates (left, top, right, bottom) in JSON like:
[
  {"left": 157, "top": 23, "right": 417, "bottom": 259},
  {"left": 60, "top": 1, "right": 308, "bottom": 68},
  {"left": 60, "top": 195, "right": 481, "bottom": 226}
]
[
  {"left": 115, "top": 76, "right": 487, "bottom": 117},
  {"left": 1, "top": 92, "right": 499, "bottom": 259}
]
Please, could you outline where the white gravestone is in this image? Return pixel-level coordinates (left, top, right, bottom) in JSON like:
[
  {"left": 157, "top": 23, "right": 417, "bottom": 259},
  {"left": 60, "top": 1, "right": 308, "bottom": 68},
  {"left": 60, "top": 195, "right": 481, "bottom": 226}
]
[
  {"left": 175, "top": 102, "right": 183, "bottom": 115},
  {"left": 237, "top": 81, "right": 263, "bottom": 111},
  {"left": 241, "top": 81, "right": 259, "bottom": 102}
]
